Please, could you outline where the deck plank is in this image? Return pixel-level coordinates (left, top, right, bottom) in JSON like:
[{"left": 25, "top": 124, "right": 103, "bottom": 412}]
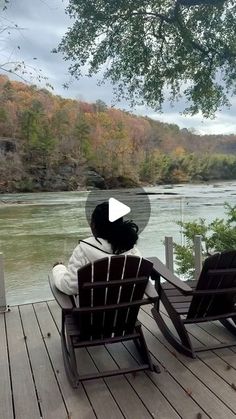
[
  {"left": 139, "top": 309, "right": 236, "bottom": 419},
  {"left": 155, "top": 306, "right": 236, "bottom": 385},
  {"left": 0, "top": 314, "right": 14, "bottom": 419},
  {"left": 77, "top": 348, "right": 125, "bottom": 419},
  {"left": 5, "top": 307, "right": 42, "bottom": 419},
  {"left": 199, "top": 321, "right": 236, "bottom": 348},
  {"left": 48, "top": 300, "right": 124, "bottom": 419},
  {"left": 160, "top": 303, "right": 236, "bottom": 354},
  {"left": 4, "top": 298, "right": 236, "bottom": 419},
  {"left": 106, "top": 342, "right": 181, "bottom": 419},
  {"left": 88, "top": 345, "right": 153, "bottom": 419},
  {"left": 34, "top": 302, "right": 96, "bottom": 419},
  {"left": 47, "top": 300, "right": 62, "bottom": 328},
  {"left": 158, "top": 305, "right": 236, "bottom": 386},
  {"left": 179, "top": 318, "right": 236, "bottom": 382},
  {"left": 19, "top": 304, "right": 68, "bottom": 419},
  {"left": 124, "top": 341, "right": 208, "bottom": 419},
  {"left": 158, "top": 302, "right": 236, "bottom": 369}
]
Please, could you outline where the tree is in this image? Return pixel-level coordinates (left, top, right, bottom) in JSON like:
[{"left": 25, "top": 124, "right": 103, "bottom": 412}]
[
  {"left": 59, "top": 0, "right": 236, "bottom": 117},
  {"left": 94, "top": 99, "right": 107, "bottom": 112},
  {"left": 20, "top": 100, "right": 55, "bottom": 164},
  {"left": 74, "top": 114, "right": 91, "bottom": 159},
  {"left": 174, "top": 203, "right": 236, "bottom": 278},
  {"left": 0, "top": 1, "right": 50, "bottom": 86}
]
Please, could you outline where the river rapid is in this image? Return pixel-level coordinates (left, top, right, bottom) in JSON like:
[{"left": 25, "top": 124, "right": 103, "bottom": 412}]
[{"left": 0, "top": 181, "right": 235, "bottom": 305}]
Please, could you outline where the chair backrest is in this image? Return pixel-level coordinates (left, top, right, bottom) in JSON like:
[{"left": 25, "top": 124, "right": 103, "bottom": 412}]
[
  {"left": 75, "top": 255, "right": 153, "bottom": 340},
  {"left": 187, "top": 250, "right": 236, "bottom": 320}
]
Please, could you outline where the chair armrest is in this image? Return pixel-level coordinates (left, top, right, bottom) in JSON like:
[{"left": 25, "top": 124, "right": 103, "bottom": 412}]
[
  {"left": 48, "top": 274, "right": 74, "bottom": 309},
  {"left": 148, "top": 257, "right": 193, "bottom": 295}
]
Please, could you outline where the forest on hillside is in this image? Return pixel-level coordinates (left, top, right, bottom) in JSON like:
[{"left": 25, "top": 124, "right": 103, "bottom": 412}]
[{"left": 0, "top": 75, "right": 236, "bottom": 193}]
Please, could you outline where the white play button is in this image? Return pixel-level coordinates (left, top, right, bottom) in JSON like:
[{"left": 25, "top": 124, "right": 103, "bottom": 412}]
[
  {"left": 86, "top": 188, "right": 151, "bottom": 234},
  {"left": 108, "top": 197, "right": 131, "bottom": 222}
]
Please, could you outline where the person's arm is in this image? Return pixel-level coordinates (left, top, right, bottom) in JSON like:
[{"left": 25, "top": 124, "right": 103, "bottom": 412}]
[
  {"left": 145, "top": 279, "right": 158, "bottom": 298},
  {"left": 52, "top": 244, "right": 88, "bottom": 295}
]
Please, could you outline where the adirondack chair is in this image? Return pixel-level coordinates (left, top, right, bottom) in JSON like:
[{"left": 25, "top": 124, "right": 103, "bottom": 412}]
[
  {"left": 49, "top": 255, "right": 160, "bottom": 387},
  {"left": 150, "top": 250, "right": 236, "bottom": 358}
]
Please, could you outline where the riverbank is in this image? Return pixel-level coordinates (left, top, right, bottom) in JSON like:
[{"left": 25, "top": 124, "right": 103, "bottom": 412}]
[
  {"left": 1, "top": 174, "right": 236, "bottom": 194},
  {"left": 1, "top": 157, "right": 236, "bottom": 195}
]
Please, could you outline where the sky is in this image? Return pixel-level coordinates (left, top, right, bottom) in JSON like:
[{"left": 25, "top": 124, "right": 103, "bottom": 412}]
[{"left": 1, "top": 0, "right": 236, "bottom": 135}]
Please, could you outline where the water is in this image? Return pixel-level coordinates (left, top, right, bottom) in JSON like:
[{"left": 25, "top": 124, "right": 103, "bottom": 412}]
[{"left": 0, "top": 181, "right": 235, "bottom": 305}]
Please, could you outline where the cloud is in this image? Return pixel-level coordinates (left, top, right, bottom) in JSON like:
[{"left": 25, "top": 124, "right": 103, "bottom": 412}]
[
  {"left": 144, "top": 110, "right": 236, "bottom": 135},
  {"left": 1, "top": 0, "right": 236, "bottom": 135}
]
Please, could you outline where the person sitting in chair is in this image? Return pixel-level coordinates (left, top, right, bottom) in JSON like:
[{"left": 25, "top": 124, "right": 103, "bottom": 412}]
[{"left": 52, "top": 201, "right": 141, "bottom": 295}]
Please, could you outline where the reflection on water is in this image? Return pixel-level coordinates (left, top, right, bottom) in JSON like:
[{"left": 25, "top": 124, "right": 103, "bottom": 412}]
[{"left": 0, "top": 182, "right": 235, "bottom": 305}]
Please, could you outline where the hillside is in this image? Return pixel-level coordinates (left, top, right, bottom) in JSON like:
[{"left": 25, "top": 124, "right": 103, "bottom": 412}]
[{"left": 0, "top": 75, "right": 236, "bottom": 192}]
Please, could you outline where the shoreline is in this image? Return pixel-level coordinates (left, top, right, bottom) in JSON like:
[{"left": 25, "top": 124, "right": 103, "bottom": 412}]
[
  {"left": 0, "top": 180, "right": 236, "bottom": 206},
  {"left": 1, "top": 177, "right": 236, "bottom": 196}
]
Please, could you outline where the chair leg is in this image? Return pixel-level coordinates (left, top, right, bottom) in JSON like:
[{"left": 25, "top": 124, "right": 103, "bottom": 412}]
[
  {"left": 61, "top": 315, "right": 80, "bottom": 388},
  {"left": 151, "top": 301, "right": 196, "bottom": 358},
  {"left": 135, "top": 324, "right": 161, "bottom": 373},
  {"left": 220, "top": 318, "right": 236, "bottom": 337}
]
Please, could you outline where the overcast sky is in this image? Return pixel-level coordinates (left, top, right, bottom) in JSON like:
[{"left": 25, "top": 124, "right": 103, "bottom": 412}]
[{"left": 1, "top": 0, "right": 236, "bottom": 135}]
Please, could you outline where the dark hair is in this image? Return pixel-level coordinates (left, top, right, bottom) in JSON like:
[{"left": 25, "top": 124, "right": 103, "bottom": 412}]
[{"left": 91, "top": 201, "right": 139, "bottom": 254}]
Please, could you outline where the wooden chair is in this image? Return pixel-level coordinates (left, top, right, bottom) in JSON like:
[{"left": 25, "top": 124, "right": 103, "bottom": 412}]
[
  {"left": 150, "top": 250, "right": 236, "bottom": 358},
  {"left": 49, "top": 255, "right": 160, "bottom": 387}
]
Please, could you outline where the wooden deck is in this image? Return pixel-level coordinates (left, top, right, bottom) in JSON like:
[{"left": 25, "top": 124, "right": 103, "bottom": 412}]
[{"left": 1, "top": 300, "right": 236, "bottom": 419}]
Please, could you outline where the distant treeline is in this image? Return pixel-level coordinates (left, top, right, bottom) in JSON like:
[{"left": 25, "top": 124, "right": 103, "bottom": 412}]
[{"left": 0, "top": 75, "right": 236, "bottom": 192}]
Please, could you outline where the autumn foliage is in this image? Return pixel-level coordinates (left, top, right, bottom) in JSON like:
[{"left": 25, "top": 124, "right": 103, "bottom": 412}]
[{"left": 0, "top": 75, "right": 236, "bottom": 192}]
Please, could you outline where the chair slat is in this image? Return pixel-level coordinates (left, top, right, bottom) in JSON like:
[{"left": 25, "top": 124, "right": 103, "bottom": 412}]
[
  {"left": 78, "top": 264, "right": 93, "bottom": 340},
  {"left": 103, "top": 256, "right": 126, "bottom": 338},
  {"left": 125, "top": 258, "right": 153, "bottom": 333},
  {"left": 114, "top": 256, "right": 140, "bottom": 336},
  {"left": 172, "top": 301, "right": 191, "bottom": 314},
  {"left": 92, "top": 258, "right": 109, "bottom": 338},
  {"left": 73, "top": 298, "right": 154, "bottom": 313},
  {"left": 81, "top": 276, "right": 147, "bottom": 288},
  {"left": 168, "top": 295, "right": 192, "bottom": 303},
  {"left": 208, "top": 268, "right": 236, "bottom": 276}
]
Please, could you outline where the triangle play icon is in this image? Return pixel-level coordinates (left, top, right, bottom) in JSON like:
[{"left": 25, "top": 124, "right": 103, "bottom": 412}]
[{"left": 108, "top": 197, "right": 131, "bottom": 222}]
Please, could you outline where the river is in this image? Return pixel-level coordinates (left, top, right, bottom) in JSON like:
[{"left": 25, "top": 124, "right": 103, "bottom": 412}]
[{"left": 0, "top": 181, "right": 235, "bottom": 305}]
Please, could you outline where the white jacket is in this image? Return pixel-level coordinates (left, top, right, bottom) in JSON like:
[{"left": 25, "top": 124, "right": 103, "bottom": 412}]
[{"left": 52, "top": 236, "right": 142, "bottom": 295}]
